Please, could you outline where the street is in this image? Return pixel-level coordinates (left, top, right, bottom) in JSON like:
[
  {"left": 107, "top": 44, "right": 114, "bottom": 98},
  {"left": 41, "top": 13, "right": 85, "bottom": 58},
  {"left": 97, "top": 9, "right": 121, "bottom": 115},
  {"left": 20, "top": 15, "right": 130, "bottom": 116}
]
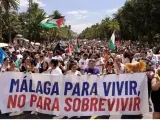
[{"left": 110, "top": 113, "right": 152, "bottom": 119}]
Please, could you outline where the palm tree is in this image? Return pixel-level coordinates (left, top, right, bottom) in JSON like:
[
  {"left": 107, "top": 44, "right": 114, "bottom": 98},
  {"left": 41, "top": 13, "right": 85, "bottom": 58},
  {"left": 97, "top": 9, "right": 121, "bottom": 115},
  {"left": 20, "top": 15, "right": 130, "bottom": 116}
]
[
  {"left": 48, "top": 10, "right": 65, "bottom": 42},
  {"left": 0, "top": 3, "right": 3, "bottom": 42},
  {"left": 1, "top": 0, "right": 19, "bottom": 43},
  {"left": 52, "top": 10, "right": 63, "bottom": 19},
  {"left": 107, "top": 20, "right": 120, "bottom": 32},
  {"left": 26, "top": 2, "right": 46, "bottom": 42}
]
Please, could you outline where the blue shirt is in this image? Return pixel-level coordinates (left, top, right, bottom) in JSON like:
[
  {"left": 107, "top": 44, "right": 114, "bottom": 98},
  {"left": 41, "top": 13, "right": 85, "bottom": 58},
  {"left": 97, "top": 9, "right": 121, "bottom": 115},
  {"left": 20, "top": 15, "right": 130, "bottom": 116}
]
[{"left": 84, "top": 67, "right": 100, "bottom": 75}]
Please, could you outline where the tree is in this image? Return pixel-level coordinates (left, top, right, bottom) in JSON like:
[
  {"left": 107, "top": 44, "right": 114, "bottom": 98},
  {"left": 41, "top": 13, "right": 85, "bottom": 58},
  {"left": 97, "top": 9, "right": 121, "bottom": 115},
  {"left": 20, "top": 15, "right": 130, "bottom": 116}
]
[
  {"left": 0, "top": 3, "right": 3, "bottom": 42},
  {"left": 1, "top": 0, "right": 19, "bottom": 43},
  {"left": 26, "top": 3, "right": 46, "bottom": 42},
  {"left": 0, "top": 1, "right": 76, "bottom": 43},
  {"left": 52, "top": 10, "right": 63, "bottom": 19},
  {"left": 114, "top": 0, "right": 160, "bottom": 42},
  {"left": 79, "top": 17, "right": 119, "bottom": 40},
  {"left": 47, "top": 10, "right": 72, "bottom": 42},
  {"left": 79, "top": 0, "right": 160, "bottom": 42}
]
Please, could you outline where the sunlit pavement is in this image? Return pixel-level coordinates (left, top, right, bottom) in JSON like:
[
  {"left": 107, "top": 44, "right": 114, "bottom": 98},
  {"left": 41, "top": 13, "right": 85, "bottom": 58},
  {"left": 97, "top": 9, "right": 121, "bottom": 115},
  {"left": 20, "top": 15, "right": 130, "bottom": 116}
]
[
  {"left": 0, "top": 113, "right": 152, "bottom": 119},
  {"left": 90, "top": 113, "right": 152, "bottom": 119},
  {"left": 109, "top": 113, "right": 152, "bottom": 119}
]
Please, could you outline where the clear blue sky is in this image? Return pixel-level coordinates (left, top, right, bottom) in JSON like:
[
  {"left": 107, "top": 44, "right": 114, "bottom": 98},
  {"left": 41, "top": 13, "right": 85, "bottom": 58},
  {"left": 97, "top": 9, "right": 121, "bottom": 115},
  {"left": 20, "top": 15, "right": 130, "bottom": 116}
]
[{"left": 19, "top": 0, "right": 126, "bottom": 33}]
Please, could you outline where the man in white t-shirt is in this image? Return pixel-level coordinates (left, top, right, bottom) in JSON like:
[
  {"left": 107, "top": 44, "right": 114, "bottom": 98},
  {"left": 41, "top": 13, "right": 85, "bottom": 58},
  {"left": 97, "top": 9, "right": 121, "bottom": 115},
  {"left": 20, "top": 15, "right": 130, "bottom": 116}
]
[
  {"left": 47, "top": 59, "right": 62, "bottom": 75},
  {"left": 96, "top": 57, "right": 104, "bottom": 74},
  {"left": 49, "top": 66, "right": 62, "bottom": 75},
  {"left": 79, "top": 53, "right": 88, "bottom": 74},
  {"left": 49, "top": 60, "right": 63, "bottom": 119},
  {"left": 114, "top": 55, "right": 125, "bottom": 74}
]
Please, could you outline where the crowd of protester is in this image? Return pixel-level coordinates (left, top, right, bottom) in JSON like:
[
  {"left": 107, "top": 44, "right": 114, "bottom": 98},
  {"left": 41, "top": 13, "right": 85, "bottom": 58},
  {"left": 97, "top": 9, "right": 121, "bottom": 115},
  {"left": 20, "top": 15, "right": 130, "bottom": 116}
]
[{"left": 0, "top": 39, "right": 160, "bottom": 119}]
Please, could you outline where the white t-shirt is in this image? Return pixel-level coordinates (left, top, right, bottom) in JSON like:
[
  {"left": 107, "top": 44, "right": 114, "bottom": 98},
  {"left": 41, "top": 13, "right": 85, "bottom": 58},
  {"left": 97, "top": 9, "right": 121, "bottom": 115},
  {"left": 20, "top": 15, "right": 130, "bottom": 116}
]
[
  {"left": 45, "top": 57, "right": 52, "bottom": 64},
  {"left": 114, "top": 63, "right": 125, "bottom": 74},
  {"left": 48, "top": 67, "right": 62, "bottom": 75},
  {"left": 0, "top": 65, "right": 7, "bottom": 72},
  {"left": 79, "top": 59, "right": 88, "bottom": 70},
  {"left": 96, "top": 57, "right": 104, "bottom": 73},
  {"left": 67, "top": 70, "right": 81, "bottom": 75},
  {"left": 122, "top": 55, "right": 130, "bottom": 64},
  {"left": 17, "top": 54, "right": 23, "bottom": 61}
]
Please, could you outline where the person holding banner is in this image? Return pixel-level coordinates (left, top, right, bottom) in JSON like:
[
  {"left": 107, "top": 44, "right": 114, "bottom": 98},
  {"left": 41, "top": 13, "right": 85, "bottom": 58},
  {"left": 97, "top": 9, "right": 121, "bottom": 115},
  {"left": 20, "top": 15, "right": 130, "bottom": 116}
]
[
  {"left": 114, "top": 55, "right": 144, "bottom": 119},
  {"left": 79, "top": 53, "right": 88, "bottom": 75},
  {"left": 66, "top": 61, "right": 81, "bottom": 119},
  {"left": 84, "top": 59, "right": 100, "bottom": 75},
  {"left": 105, "top": 56, "right": 114, "bottom": 74},
  {"left": 47, "top": 59, "right": 62, "bottom": 75},
  {"left": 82, "top": 59, "right": 110, "bottom": 119},
  {"left": 46, "top": 59, "right": 63, "bottom": 119},
  {"left": 114, "top": 55, "right": 125, "bottom": 74},
  {"left": 0, "top": 57, "right": 10, "bottom": 72},
  {"left": 6, "top": 59, "right": 23, "bottom": 117},
  {"left": 95, "top": 53, "right": 105, "bottom": 74},
  {"left": 122, "top": 51, "right": 132, "bottom": 64},
  {"left": 121, "top": 57, "right": 145, "bottom": 119},
  {"left": 67, "top": 62, "right": 81, "bottom": 76},
  {"left": 20, "top": 57, "right": 39, "bottom": 73},
  {"left": 8, "top": 60, "right": 19, "bottom": 72},
  {"left": 151, "top": 68, "right": 160, "bottom": 119},
  {"left": 39, "top": 61, "right": 49, "bottom": 73},
  {"left": 144, "top": 58, "right": 155, "bottom": 112}
]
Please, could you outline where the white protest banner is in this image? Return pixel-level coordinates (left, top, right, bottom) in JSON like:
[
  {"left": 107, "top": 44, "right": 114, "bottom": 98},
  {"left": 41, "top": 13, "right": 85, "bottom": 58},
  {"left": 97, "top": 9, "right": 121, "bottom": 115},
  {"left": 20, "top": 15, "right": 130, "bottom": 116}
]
[{"left": 0, "top": 72, "right": 149, "bottom": 116}]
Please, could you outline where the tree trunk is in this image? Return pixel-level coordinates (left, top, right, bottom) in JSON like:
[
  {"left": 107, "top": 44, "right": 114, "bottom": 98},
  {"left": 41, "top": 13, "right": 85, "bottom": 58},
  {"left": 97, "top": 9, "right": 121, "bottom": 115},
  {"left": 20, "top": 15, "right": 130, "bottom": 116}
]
[
  {"left": 8, "top": 15, "right": 11, "bottom": 44},
  {"left": 6, "top": 9, "right": 11, "bottom": 44},
  {"left": 0, "top": 7, "right": 2, "bottom": 42},
  {"left": 147, "top": 33, "right": 153, "bottom": 43}
]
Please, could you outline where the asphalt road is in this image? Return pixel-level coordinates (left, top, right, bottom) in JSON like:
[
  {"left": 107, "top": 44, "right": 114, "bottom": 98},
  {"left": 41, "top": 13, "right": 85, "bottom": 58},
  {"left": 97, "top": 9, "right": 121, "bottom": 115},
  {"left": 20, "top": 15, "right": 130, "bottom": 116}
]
[
  {"left": 109, "top": 113, "right": 152, "bottom": 119},
  {"left": 0, "top": 112, "right": 152, "bottom": 119},
  {"left": 90, "top": 113, "right": 152, "bottom": 119}
]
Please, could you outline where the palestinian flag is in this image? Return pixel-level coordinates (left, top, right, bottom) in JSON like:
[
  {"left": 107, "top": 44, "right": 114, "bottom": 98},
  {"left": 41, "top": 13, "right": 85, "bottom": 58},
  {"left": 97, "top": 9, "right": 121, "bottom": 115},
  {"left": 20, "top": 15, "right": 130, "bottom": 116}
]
[
  {"left": 67, "top": 43, "right": 74, "bottom": 55},
  {"left": 75, "top": 39, "right": 80, "bottom": 53},
  {"left": 40, "top": 17, "right": 64, "bottom": 29},
  {"left": 109, "top": 32, "right": 116, "bottom": 51}
]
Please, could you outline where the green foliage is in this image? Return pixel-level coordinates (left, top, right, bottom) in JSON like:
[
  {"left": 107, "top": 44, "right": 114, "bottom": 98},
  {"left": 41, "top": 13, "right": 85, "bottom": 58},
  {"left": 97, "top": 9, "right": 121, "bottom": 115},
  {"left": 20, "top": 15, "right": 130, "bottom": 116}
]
[
  {"left": 79, "top": 17, "right": 120, "bottom": 40},
  {"left": 0, "top": 1, "right": 73, "bottom": 43},
  {"left": 0, "top": 0, "right": 20, "bottom": 42},
  {"left": 79, "top": 0, "right": 160, "bottom": 42}
]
